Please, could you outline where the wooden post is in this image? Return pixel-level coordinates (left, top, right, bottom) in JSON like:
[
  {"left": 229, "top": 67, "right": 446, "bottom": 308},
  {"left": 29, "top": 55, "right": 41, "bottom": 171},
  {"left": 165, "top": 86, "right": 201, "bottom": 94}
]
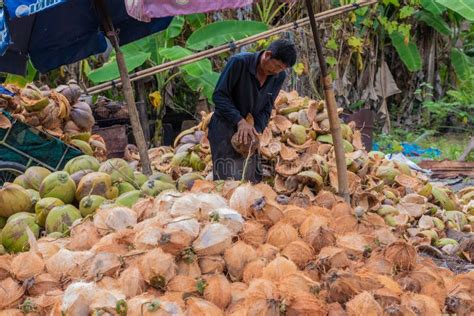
[
  {"left": 94, "top": 0, "right": 152, "bottom": 175},
  {"left": 304, "top": 0, "right": 350, "bottom": 202}
]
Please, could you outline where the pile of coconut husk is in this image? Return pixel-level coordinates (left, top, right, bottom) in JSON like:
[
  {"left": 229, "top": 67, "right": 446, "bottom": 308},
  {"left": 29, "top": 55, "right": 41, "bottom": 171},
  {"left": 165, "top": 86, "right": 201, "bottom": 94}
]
[
  {"left": 0, "top": 81, "right": 107, "bottom": 161},
  {"left": 0, "top": 179, "right": 473, "bottom": 315}
]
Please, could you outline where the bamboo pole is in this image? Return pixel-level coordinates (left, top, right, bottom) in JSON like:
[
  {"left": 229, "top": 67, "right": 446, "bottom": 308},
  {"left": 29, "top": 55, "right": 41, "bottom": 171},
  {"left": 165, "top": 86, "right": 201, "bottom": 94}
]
[
  {"left": 304, "top": 0, "right": 350, "bottom": 202},
  {"left": 87, "top": 0, "right": 377, "bottom": 95},
  {"left": 94, "top": 0, "right": 152, "bottom": 175}
]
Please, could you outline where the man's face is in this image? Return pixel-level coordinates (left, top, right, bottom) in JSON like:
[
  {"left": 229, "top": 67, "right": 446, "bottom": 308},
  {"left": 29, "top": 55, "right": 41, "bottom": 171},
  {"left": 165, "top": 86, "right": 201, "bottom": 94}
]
[{"left": 261, "top": 51, "right": 287, "bottom": 75}]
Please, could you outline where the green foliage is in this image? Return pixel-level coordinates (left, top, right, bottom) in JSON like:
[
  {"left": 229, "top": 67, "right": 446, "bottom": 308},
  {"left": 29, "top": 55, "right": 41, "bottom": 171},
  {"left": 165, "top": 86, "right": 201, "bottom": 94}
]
[
  {"left": 186, "top": 20, "right": 268, "bottom": 51},
  {"left": 450, "top": 48, "right": 474, "bottom": 80},
  {"left": 415, "top": 10, "right": 451, "bottom": 35},
  {"left": 389, "top": 32, "right": 422, "bottom": 71},
  {"left": 256, "top": 0, "right": 286, "bottom": 25},
  {"left": 421, "top": 0, "right": 446, "bottom": 15},
  {"left": 435, "top": 0, "right": 474, "bottom": 21},
  {"left": 4, "top": 61, "right": 37, "bottom": 87},
  {"left": 87, "top": 52, "right": 150, "bottom": 84}
]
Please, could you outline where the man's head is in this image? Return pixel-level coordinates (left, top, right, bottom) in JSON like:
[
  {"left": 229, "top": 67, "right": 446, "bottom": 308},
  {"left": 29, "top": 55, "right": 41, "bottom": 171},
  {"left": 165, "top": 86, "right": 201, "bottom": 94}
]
[{"left": 260, "top": 39, "right": 297, "bottom": 75}]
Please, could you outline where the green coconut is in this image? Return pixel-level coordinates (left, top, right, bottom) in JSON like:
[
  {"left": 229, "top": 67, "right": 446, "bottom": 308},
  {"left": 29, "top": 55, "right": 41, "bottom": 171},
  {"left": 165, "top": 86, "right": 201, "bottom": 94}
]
[
  {"left": 70, "top": 132, "right": 91, "bottom": 142},
  {"left": 149, "top": 172, "right": 174, "bottom": 184},
  {"left": 98, "top": 158, "right": 135, "bottom": 184},
  {"left": 13, "top": 175, "right": 31, "bottom": 189},
  {"left": 79, "top": 195, "right": 106, "bottom": 217},
  {"left": 0, "top": 217, "right": 6, "bottom": 229},
  {"left": 376, "top": 205, "right": 399, "bottom": 216},
  {"left": 70, "top": 139, "right": 94, "bottom": 156},
  {"left": 190, "top": 152, "right": 206, "bottom": 171},
  {"left": 394, "top": 161, "right": 411, "bottom": 176},
  {"left": 289, "top": 124, "right": 307, "bottom": 145},
  {"left": 26, "top": 189, "right": 40, "bottom": 212},
  {"left": 116, "top": 182, "right": 136, "bottom": 196},
  {"left": 177, "top": 173, "right": 204, "bottom": 192},
  {"left": 7, "top": 212, "right": 35, "bottom": 223},
  {"left": 317, "top": 135, "right": 354, "bottom": 152},
  {"left": 432, "top": 187, "right": 458, "bottom": 211},
  {"left": 75, "top": 172, "right": 118, "bottom": 202},
  {"left": 341, "top": 124, "right": 353, "bottom": 140},
  {"left": 171, "top": 152, "right": 191, "bottom": 168},
  {"left": 141, "top": 180, "right": 176, "bottom": 197},
  {"left": 48, "top": 232, "right": 63, "bottom": 238},
  {"left": 35, "top": 197, "right": 64, "bottom": 227},
  {"left": 1, "top": 216, "right": 40, "bottom": 253},
  {"left": 133, "top": 172, "right": 148, "bottom": 187},
  {"left": 70, "top": 169, "right": 95, "bottom": 187},
  {"left": 116, "top": 190, "right": 142, "bottom": 208},
  {"left": 375, "top": 165, "right": 400, "bottom": 184},
  {"left": 45, "top": 205, "right": 82, "bottom": 234},
  {"left": 24, "top": 166, "right": 51, "bottom": 191},
  {"left": 297, "top": 170, "right": 324, "bottom": 187},
  {"left": 39, "top": 171, "right": 76, "bottom": 204},
  {"left": 0, "top": 183, "right": 32, "bottom": 218},
  {"left": 64, "top": 155, "right": 100, "bottom": 174},
  {"left": 418, "top": 183, "right": 432, "bottom": 198}
]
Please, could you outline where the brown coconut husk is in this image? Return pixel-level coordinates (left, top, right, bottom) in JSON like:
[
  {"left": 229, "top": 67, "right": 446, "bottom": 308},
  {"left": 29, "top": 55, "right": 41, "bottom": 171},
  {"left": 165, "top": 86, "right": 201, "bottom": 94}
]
[
  {"left": 317, "top": 247, "right": 352, "bottom": 271},
  {"left": 0, "top": 277, "right": 25, "bottom": 310},
  {"left": 138, "top": 248, "right": 177, "bottom": 290},
  {"left": 286, "top": 291, "right": 328, "bottom": 316},
  {"left": 345, "top": 291, "right": 383, "bottom": 316},
  {"left": 230, "top": 282, "right": 248, "bottom": 305},
  {"left": 67, "top": 219, "right": 101, "bottom": 251},
  {"left": 243, "top": 279, "right": 280, "bottom": 316},
  {"left": 10, "top": 251, "right": 45, "bottom": 281},
  {"left": 199, "top": 256, "right": 226, "bottom": 275},
  {"left": 281, "top": 240, "right": 315, "bottom": 269},
  {"left": 256, "top": 243, "right": 280, "bottom": 261},
  {"left": 266, "top": 222, "right": 299, "bottom": 249},
  {"left": 262, "top": 256, "right": 298, "bottom": 282},
  {"left": 185, "top": 297, "right": 224, "bottom": 316},
  {"left": 239, "top": 220, "right": 267, "bottom": 247},
  {"left": 281, "top": 206, "right": 313, "bottom": 228},
  {"left": 242, "top": 258, "right": 267, "bottom": 284},
  {"left": 193, "top": 223, "right": 233, "bottom": 256},
  {"left": 28, "top": 289, "right": 63, "bottom": 315},
  {"left": 27, "top": 273, "right": 61, "bottom": 297},
  {"left": 177, "top": 259, "right": 201, "bottom": 278},
  {"left": 228, "top": 184, "right": 264, "bottom": 217},
  {"left": 203, "top": 273, "right": 232, "bottom": 310},
  {"left": 119, "top": 266, "right": 146, "bottom": 298},
  {"left": 45, "top": 248, "right": 94, "bottom": 279},
  {"left": 0, "top": 255, "right": 12, "bottom": 281},
  {"left": 91, "top": 229, "right": 136, "bottom": 255},
  {"left": 86, "top": 252, "right": 121, "bottom": 279},
  {"left": 400, "top": 292, "right": 441, "bottom": 315},
  {"left": 224, "top": 241, "right": 257, "bottom": 281},
  {"left": 383, "top": 241, "right": 417, "bottom": 272},
  {"left": 278, "top": 272, "right": 320, "bottom": 299},
  {"left": 167, "top": 275, "right": 197, "bottom": 294},
  {"left": 254, "top": 199, "right": 284, "bottom": 226}
]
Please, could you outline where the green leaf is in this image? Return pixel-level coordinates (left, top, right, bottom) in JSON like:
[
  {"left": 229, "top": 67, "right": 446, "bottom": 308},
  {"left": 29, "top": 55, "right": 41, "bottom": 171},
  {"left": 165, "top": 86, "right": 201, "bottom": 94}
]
[
  {"left": 184, "top": 72, "right": 220, "bottom": 103},
  {"left": 435, "top": 0, "right": 474, "bottom": 21},
  {"left": 390, "top": 31, "right": 422, "bottom": 71},
  {"left": 399, "top": 6, "right": 415, "bottom": 19},
  {"left": 326, "top": 56, "right": 338, "bottom": 67},
  {"left": 5, "top": 61, "right": 37, "bottom": 87},
  {"left": 382, "top": 0, "right": 400, "bottom": 6},
  {"left": 186, "top": 13, "right": 206, "bottom": 29},
  {"left": 164, "top": 16, "right": 185, "bottom": 39},
  {"left": 186, "top": 20, "right": 268, "bottom": 51},
  {"left": 87, "top": 52, "right": 150, "bottom": 84},
  {"left": 159, "top": 46, "right": 213, "bottom": 75},
  {"left": 421, "top": 0, "right": 446, "bottom": 15},
  {"left": 326, "top": 38, "right": 338, "bottom": 50},
  {"left": 416, "top": 11, "right": 452, "bottom": 35},
  {"left": 450, "top": 48, "right": 473, "bottom": 80}
]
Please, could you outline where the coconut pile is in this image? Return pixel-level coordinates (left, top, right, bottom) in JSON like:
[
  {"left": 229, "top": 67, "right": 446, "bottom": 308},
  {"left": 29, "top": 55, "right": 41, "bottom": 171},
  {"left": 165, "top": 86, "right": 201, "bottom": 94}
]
[
  {"left": 0, "top": 81, "right": 107, "bottom": 161},
  {"left": 0, "top": 178, "right": 473, "bottom": 315},
  {"left": 0, "top": 89, "right": 473, "bottom": 315}
]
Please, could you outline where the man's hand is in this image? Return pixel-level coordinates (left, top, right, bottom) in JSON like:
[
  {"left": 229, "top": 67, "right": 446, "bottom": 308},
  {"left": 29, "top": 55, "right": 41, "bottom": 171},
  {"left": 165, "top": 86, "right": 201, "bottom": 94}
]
[{"left": 237, "top": 118, "right": 258, "bottom": 145}]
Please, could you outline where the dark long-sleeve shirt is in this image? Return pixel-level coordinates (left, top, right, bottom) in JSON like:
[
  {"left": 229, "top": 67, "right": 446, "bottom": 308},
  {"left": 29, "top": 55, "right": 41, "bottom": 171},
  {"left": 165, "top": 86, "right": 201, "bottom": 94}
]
[{"left": 211, "top": 51, "right": 286, "bottom": 133}]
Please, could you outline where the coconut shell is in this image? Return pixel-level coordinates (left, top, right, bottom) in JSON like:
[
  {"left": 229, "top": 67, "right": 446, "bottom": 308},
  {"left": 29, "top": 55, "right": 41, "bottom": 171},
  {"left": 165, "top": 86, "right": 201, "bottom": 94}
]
[
  {"left": 239, "top": 220, "right": 267, "bottom": 247},
  {"left": 346, "top": 291, "right": 383, "bottom": 316},
  {"left": 0, "top": 255, "right": 12, "bottom": 281},
  {"left": 262, "top": 256, "right": 298, "bottom": 282},
  {"left": 203, "top": 274, "right": 232, "bottom": 309},
  {"left": 10, "top": 251, "right": 45, "bottom": 281},
  {"left": 186, "top": 297, "right": 224, "bottom": 316},
  {"left": 0, "top": 277, "right": 25, "bottom": 310},
  {"left": 242, "top": 258, "right": 267, "bottom": 284},
  {"left": 199, "top": 256, "right": 226, "bottom": 275},
  {"left": 27, "top": 273, "right": 61, "bottom": 297},
  {"left": 286, "top": 291, "right": 327, "bottom": 316},
  {"left": 384, "top": 241, "right": 417, "bottom": 272},
  {"left": 281, "top": 240, "right": 315, "bottom": 269},
  {"left": 256, "top": 243, "right": 280, "bottom": 261},
  {"left": 266, "top": 222, "right": 299, "bottom": 249},
  {"left": 224, "top": 241, "right": 257, "bottom": 281},
  {"left": 167, "top": 275, "right": 197, "bottom": 293},
  {"left": 244, "top": 278, "right": 280, "bottom": 315},
  {"left": 193, "top": 223, "right": 233, "bottom": 256}
]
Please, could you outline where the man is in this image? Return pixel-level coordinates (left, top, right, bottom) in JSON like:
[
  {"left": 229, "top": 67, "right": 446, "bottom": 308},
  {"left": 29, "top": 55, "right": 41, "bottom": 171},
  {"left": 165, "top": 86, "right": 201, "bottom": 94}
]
[{"left": 208, "top": 39, "right": 297, "bottom": 182}]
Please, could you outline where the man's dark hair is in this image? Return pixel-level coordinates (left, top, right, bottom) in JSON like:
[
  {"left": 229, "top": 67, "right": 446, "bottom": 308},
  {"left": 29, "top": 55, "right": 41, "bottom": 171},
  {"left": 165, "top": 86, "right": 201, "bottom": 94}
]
[{"left": 267, "top": 39, "right": 297, "bottom": 67}]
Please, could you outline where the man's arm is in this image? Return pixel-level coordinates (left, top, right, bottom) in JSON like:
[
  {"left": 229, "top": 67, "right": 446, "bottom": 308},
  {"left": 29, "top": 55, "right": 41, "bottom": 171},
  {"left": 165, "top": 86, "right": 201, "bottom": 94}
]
[
  {"left": 254, "top": 73, "right": 286, "bottom": 133},
  {"left": 212, "top": 57, "right": 244, "bottom": 126}
]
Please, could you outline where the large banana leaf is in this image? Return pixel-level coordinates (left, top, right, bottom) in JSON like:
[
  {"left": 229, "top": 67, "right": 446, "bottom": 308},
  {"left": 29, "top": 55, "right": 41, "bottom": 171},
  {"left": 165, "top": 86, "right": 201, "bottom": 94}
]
[
  {"left": 87, "top": 52, "right": 150, "bottom": 84},
  {"left": 186, "top": 20, "right": 268, "bottom": 51},
  {"left": 390, "top": 32, "right": 422, "bottom": 72},
  {"left": 184, "top": 72, "right": 220, "bottom": 103},
  {"left": 5, "top": 61, "right": 37, "bottom": 87},
  {"left": 450, "top": 48, "right": 473, "bottom": 80},
  {"left": 435, "top": 0, "right": 474, "bottom": 21},
  {"left": 416, "top": 11, "right": 451, "bottom": 35},
  {"left": 159, "top": 46, "right": 212, "bottom": 75},
  {"left": 421, "top": 0, "right": 446, "bottom": 15}
]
